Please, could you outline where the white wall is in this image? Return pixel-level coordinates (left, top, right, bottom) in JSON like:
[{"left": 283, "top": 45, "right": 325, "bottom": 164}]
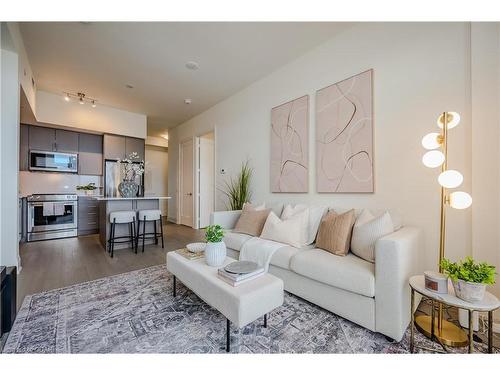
[
  {"left": 6, "top": 22, "right": 36, "bottom": 117},
  {"left": 470, "top": 23, "right": 500, "bottom": 299},
  {"left": 169, "top": 23, "right": 474, "bottom": 275},
  {"left": 0, "top": 24, "right": 21, "bottom": 268},
  {"left": 145, "top": 145, "right": 168, "bottom": 216},
  {"left": 35, "top": 90, "right": 147, "bottom": 139}
]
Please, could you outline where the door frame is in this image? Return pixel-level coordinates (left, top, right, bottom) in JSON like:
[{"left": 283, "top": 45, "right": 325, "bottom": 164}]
[
  {"left": 178, "top": 137, "right": 195, "bottom": 227},
  {"left": 195, "top": 131, "right": 216, "bottom": 229}
]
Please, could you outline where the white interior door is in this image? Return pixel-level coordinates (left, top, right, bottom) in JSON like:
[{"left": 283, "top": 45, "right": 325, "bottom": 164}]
[
  {"left": 144, "top": 145, "right": 168, "bottom": 216},
  {"left": 198, "top": 136, "right": 215, "bottom": 228},
  {"left": 180, "top": 139, "right": 194, "bottom": 227}
]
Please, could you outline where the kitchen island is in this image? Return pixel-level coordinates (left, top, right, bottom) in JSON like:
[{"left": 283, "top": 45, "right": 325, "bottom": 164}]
[{"left": 93, "top": 196, "right": 171, "bottom": 251}]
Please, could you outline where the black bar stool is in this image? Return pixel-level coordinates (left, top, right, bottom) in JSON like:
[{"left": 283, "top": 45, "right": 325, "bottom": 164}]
[
  {"left": 108, "top": 210, "right": 137, "bottom": 257},
  {"left": 136, "top": 209, "right": 164, "bottom": 252}
]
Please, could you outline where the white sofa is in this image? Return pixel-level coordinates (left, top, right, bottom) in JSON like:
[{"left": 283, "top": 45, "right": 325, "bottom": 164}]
[{"left": 210, "top": 207, "right": 423, "bottom": 342}]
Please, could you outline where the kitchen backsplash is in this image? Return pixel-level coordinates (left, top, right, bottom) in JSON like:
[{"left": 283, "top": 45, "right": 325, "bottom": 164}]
[{"left": 19, "top": 171, "right": 102, "bottom": 196}]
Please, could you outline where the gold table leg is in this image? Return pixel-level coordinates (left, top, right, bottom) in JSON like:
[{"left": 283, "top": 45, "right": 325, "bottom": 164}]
[{"left": 410, "top": 288, "right": 415, "bottom": 353}]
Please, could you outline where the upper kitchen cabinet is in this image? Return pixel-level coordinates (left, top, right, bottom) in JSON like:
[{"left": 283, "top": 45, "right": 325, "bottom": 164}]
[
  {"left": 125, "top": 137, "right": 145, "bottom": 161},
  {"left": 20, "top": 124, "right": 30, "bottom": 171},
  {"left": 27, "top": 126, "right": 79, "bottom": 153},
  {"left": 28, "top": 126, "right": 55, "bottom": 151},
  {"left": 103, "top": 134, "right": 145, "bottom": 161},
  {"left": 78, "top": 133, "right": 103, "bottom": 175},
  {"left": 55, "top": 129, "right": 79, "bottom": 153},
  {"left": 103, "top": 134, "right": 126, "bottom": 160}
]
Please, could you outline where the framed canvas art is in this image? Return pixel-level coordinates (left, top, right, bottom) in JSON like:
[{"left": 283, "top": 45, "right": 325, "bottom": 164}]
[
  {"left": 270, "top": 95, "right": 309, "bottom": 193},
  {"left": 316, "top": 69, "right": 374, "bottom": 193}
]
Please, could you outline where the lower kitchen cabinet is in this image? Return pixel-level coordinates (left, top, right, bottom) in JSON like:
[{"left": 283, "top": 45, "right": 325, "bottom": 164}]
[{"left": 78, "top": 197, "right": 99, "bottom": 236}]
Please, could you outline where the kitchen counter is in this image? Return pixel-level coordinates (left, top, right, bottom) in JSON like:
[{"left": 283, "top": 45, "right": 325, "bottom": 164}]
[
  {"left": 92, "top": 196, "right": 171, "bottom": 201},
  {"left": 97, "top": 196, "right": 170, "bottom": 251}
]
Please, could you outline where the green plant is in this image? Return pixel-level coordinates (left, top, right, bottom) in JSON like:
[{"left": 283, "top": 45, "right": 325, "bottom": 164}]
[
  {"left": 440, "top": 257, "right": 496, "bottom": 285},
  {"left": 205, "top": 224, "right": 224, "bottom": 243},
  {"left": 76, "top": 182, "right": 97, "bottom": 191},
  {"left": 221, "top": 160, "right": 253, "bottom": 210}
]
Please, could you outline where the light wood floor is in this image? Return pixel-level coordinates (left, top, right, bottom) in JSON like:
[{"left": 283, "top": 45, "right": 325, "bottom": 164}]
[{"left": 17, "top": 222, "right": 204, "bottom": 309}]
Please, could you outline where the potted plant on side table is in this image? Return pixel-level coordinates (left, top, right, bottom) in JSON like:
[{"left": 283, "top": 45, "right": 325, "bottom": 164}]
[
  {"left": 205, "top": 224, "right": 226, "bottom": 267},
  {"left": 441, "top": 257, "right": 496, "bottom": 303}
]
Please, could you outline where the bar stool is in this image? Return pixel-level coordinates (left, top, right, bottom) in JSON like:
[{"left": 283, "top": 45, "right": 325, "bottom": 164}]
[
  {"left": 108, "top": 210, "right": 137, "bottom": 258},
  {"left": 137, "top": 209, "right": 164, "bottom": 252}
]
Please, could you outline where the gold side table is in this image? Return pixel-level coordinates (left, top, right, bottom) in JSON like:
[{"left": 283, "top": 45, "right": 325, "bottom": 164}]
[{"left": 409, "top": 275, "right": 499, "bottom": 353}]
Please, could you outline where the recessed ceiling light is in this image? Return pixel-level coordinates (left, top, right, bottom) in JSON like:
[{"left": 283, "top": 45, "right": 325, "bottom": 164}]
[
  {"left": 185, "top": 61, "right": 199, "bottom": 70},
  {"left": 125, "top": 84, "right": 134, "bottom": 89},
  {"left": 184, "top": 99, "right": 192, "bottom": 105}
]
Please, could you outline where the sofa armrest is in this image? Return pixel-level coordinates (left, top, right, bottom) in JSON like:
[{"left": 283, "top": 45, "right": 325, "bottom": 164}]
[
  {"left": 210, "top": 210, "right": 242, "bottom": 229},
  {"left": 375, "top": 226, "right": 423, "bottom": 341}
]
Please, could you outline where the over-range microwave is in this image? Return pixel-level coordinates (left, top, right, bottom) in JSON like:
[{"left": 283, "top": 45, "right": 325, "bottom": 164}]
[{"left": 29, "top": 150, "right": 78, "bottom": 173}]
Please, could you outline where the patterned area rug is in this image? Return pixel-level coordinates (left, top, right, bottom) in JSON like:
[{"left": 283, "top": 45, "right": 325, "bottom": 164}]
[{"left": 3, "top": 265, "right": 496, "bottom": 353}]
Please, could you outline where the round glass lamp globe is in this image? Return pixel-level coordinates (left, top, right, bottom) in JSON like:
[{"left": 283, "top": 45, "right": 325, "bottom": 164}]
[
  {"left": 437, "top": 111, "right": 460, "bottom": 129},
  {"left": 422, "top": 150, "right": 445, "bottom": 168},
  {"left": 449, "top": 191, "right": 472, "bottom": 209},
  {"left": 438, "top": 170, "right": 463, "bottom": 188},
  {"left": 421, "top": 132, "right": 441, "bottom": 150}
]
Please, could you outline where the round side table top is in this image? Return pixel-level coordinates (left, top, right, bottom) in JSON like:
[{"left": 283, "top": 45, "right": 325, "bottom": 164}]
[{"left": 409, "top": 275, "right": 500, "bottom": 312}]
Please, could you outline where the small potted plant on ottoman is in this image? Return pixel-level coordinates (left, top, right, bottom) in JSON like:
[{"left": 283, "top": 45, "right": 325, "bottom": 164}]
[
  {"left": 441, "top": 257, "right": 496, "bottom": 303},
  {"left": 204, "top": 224, "right": 226, "bottom": 267}
]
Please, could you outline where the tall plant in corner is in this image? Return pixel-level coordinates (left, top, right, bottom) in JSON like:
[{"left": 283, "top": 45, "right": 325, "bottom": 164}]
[{"left": 222, "top": 160, "right": 253, "bottom": 210}]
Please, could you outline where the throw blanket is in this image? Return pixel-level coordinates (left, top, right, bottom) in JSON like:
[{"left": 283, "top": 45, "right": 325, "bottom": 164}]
[{"left": 239, "top": 237, "right": 287, "bottom": 271}]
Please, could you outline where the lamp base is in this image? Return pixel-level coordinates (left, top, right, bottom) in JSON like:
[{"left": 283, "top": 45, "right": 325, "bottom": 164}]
[{"left": 415, "top": 315, "right": 468, "bottom": 347}]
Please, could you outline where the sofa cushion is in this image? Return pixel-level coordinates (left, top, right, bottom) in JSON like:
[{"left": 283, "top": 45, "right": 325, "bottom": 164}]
[
  {"left": 315, "top": 209, "right": 355, "bottom": 256},
  {"left": 233, "top": 205, "right": 271, "bottom": 236},
  {"left": 290, "top": 249, "right": 375, "bottom": 297},
  {"left": 269, "top": 246, "right": 305, "bottom": 270},
  {"left": 224, "top": 230, "right": 253, "bottom": 251},
  {"left": 261, "top": 211, "right": 309, "bottom": 248}
]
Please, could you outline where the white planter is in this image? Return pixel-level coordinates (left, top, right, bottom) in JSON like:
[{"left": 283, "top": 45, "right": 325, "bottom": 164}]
[
  {"left": 205, "top": 241, "right": 226, "bottom": 267},
  {"left": 453, "top": 279, "right": 487, "bottom": 303}
]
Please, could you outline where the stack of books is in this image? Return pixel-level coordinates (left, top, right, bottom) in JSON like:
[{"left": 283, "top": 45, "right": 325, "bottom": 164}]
[{"left": 217, "top": 266, "right": 265, "bottom": 286}]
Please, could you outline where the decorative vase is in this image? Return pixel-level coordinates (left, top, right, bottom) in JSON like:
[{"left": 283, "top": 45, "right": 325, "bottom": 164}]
[
  {"left": 452, "top": 279, "right": 486, "bottom": 303},
  {"left": 118, "top": 180, "right": 138, "bottom": 198},
  {"left": 205, "top": 241, "right": 226, "bottom": 267}
]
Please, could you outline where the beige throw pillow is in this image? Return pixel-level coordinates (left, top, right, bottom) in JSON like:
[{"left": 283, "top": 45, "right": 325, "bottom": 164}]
[
  {"left": 315, "top": 209, "right": 355, "bottom": 256},
  {"left": 260, "top": 210, "right": 309, "bottom": 248},
  {"left": 233, "top": 204, "right": 271, "bottom": 236}
]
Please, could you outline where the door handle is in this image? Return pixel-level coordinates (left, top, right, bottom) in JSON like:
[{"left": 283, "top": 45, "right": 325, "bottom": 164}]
[{"left": 187, "top": 193, "right": 193, "bottom": 196}]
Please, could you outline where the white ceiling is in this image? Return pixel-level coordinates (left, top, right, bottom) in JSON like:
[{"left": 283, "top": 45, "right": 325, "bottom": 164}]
[{"left": 20, "top": 22, "right": 352, "bottom": 136}]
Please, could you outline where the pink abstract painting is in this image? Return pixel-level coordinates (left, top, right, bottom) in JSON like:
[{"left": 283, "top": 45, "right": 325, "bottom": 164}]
[
  {"left": 271, "top": 95, "right": 309, "bottom": 193},
  {"left": 316, "top": 70, "right": 374, "bottom": 193}
]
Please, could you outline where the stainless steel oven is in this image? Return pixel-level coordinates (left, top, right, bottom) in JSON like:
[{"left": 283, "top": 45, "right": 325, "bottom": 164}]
[
  {"left": 29, "top": 150, "right": 78, "bottom": 173},
  {"left": 27, "top": 194, "right": 78, "bottom": 241}
]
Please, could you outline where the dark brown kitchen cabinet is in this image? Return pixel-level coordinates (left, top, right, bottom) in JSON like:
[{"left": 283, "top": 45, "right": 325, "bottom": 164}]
[
  {"left": 28, "top": 126, "right": 55, "bottom": 151},
  {"left": 27, "top": 126, "right": 79, "bottom": 153},
  {"left": 78, "top": 197, "right": 99, "bottom": 236},
  {"left": 78, "top": 133, "right": 103, "bottom": 175},
  {"left": 104, "top": 134, "right": 145, "bottom": 161},
  {"left": 20, "top": 124, "right": 29, "bottom": 171},
  {"left": 125, "top": 137, "right": 145, "bottom": 161},
  {"left": 103, "top": 134, "right": 126, "bottom": 160},
  {"left": 55, "top": 129, "right": 79, "bottom": 153}
]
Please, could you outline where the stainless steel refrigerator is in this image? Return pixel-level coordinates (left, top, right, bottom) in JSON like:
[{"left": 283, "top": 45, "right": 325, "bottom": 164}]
[{"left": 104, "top": 160, "right": 144, "bottom": 197}]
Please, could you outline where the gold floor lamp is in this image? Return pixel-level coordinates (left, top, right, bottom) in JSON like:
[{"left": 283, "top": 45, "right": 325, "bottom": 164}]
[{"left": 418, "top": 111, "right": 473, "bottom": 347}]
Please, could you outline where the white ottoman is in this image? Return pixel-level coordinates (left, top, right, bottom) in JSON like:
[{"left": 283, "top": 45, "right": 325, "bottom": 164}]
[{"left": 166, "top": 251, "right": 284, "bottom": 352}]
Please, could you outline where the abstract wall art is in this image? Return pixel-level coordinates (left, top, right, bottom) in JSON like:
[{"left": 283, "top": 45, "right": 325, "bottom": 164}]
[
  {"left": 316, "top": 69, "right": 374, "bottom": 193},
  {"left": 270, "top": 95, "right": 309, "bottom": 193}
]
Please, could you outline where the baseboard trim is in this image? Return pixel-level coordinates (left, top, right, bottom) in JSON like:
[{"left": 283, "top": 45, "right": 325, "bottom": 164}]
[{"left": 167, "top": 216, "right": 178, "bottom": 224}]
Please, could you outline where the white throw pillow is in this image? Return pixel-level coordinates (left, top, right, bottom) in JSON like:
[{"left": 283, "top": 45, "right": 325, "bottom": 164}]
[
  {"left": 282, "top": 204, "right": 326, "bottom": 245},
  {"left": 281, "top": 204, "right": 309, "bottom": 245},
  {"left": 261, "top": 210, "right": 309, "bottom": 248},
  {"left": 351, "top": 210, "right": 394, "bottom": 263}
]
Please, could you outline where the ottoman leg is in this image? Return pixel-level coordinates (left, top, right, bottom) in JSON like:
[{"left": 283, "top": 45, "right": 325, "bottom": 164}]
[
  {"left": 226, "top": 319, "right": 230, "bottom": 352},
  {"left": 173, "top": 275, "right": 176, "bottom": 297},
  {"left": 264, "top": 314, "right": 267, "bottom": 328}
]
